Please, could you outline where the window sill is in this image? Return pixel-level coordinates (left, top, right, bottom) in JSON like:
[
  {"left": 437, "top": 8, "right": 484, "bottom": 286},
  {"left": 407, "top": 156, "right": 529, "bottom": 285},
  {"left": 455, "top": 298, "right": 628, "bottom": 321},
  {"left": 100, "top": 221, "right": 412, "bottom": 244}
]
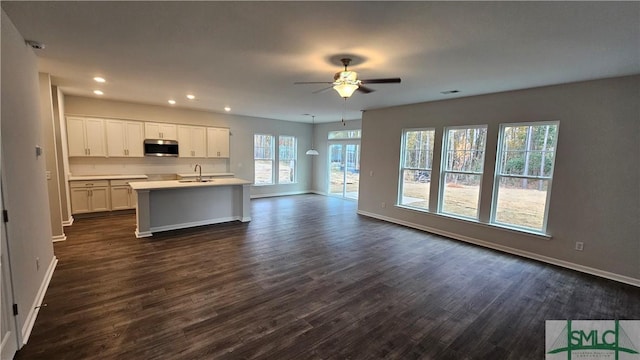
[{"left": 395, "top": 204, "right": 551, "bottom": 240}]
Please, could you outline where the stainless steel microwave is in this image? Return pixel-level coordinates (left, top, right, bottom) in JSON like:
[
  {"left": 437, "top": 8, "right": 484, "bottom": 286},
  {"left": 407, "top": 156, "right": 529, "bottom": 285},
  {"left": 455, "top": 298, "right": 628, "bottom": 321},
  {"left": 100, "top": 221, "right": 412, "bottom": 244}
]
[{"left": 144, "top": 139, "right": 179, "bottom": 157}]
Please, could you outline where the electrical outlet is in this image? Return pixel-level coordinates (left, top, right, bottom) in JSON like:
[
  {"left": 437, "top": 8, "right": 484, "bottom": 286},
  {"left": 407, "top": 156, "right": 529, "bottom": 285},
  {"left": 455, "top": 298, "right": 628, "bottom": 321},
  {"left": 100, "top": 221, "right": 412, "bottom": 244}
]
[
  {"left": 381, "top": 202, "right": 386, "bottom": 208},
  {"left": 575, "top": 242, "right": 584, "bottom": 251},
  {"left": 369, "top": 170, "right": 374, "bottom": 177}
]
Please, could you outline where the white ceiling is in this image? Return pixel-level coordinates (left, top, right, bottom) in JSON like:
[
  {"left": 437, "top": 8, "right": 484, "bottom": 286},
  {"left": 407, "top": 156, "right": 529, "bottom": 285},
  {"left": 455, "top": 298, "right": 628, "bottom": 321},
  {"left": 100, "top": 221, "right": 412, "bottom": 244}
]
[{"left": 3, "top": 1, "right": 639, "bottom": 123}]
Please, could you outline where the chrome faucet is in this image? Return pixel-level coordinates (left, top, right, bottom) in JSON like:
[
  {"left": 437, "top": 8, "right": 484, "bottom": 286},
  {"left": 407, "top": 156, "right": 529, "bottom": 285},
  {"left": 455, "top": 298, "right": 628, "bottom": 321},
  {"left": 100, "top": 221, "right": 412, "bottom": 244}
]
[{"left": 194, "top": 164, "right": 202, "bottom": 182}]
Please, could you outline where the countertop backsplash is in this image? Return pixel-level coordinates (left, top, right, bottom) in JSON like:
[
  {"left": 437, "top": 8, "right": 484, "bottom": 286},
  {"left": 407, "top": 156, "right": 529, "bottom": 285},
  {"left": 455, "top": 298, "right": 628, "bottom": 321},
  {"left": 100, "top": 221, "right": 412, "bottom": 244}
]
[{"left": 69, "top": 157, "right": 229, "bottom": 177}]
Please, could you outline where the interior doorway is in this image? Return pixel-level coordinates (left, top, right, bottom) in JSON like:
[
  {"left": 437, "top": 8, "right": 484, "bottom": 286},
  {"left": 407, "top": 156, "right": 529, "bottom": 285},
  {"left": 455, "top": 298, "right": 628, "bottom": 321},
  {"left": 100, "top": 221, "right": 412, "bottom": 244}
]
[{"left": 328, "top": 142, "right": 360, "bottom": 199}]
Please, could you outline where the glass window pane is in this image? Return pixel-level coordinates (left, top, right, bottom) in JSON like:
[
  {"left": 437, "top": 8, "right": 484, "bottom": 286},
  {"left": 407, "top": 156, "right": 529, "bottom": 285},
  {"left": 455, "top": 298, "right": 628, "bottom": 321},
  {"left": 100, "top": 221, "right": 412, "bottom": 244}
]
[
  {"left": 494, "top": 178, "right": 549, "bottom": 231},
  {"left": 254, "top": 159, "right": 273, "bottom": 185},
  {"left": 500, "top": 124, "right": 558, "bottom": 177},
  {"left": 444, "top": 127, "right": 487, "bottom": 172},
  {"left": 279, "top": 160, "right": 295, "bottom": 184},
  {"left": 441, "top": 173, "right": 482, "bottom": 218},
  {"left": 403, "top": 130, "right": 435, "bottom": 169},
  {"left": 328, "top": 130, "right": 361, "bottom": 139},
  {"left": 400, "top": 170, "right": 430, "bottom": 209}
]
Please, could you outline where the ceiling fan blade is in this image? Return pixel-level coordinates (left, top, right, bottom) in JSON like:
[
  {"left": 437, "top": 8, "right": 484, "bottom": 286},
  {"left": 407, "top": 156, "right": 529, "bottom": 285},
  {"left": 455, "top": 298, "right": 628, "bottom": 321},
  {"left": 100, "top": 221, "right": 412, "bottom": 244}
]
[
  {"left": 359, "top": 78, "right": 401, "bottom": 84},
  {"left": 312, "top": 86, "right": 334, "bottom": 94},
  {"left": 357, "top": 86, "right": 375, "bottom": 94},
  {"left": 294, "top": 81, "right": 333, "bottom": 85}
]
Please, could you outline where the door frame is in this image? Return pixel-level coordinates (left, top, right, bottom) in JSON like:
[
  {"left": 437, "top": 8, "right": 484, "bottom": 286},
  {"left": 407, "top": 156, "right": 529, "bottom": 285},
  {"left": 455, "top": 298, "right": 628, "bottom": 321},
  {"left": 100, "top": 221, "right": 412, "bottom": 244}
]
[
  {"left": 0, "top": 173, "right": 19, "bottom": 358},
  {"left": 327, "top": 140, "right": 361, "bottom": 199}
]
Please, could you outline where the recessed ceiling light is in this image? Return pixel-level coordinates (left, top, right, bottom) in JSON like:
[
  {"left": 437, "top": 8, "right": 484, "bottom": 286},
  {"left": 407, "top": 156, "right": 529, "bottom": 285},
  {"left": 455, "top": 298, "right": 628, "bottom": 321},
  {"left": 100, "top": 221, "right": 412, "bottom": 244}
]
[
  {"left": 93, "top": 90, "right": 104, "bottom": 95},
  {"left": 186, "top": 94, "right": 195, "bottom": 100},
  {"left": 93, "top": 77, "right": 106, "bottom": 83},
  {"left": 224, "top": 106, "right": 231, "bottom": 112},
  {"left": 168, "top": 99, "right": 176, "bottom": 105}
]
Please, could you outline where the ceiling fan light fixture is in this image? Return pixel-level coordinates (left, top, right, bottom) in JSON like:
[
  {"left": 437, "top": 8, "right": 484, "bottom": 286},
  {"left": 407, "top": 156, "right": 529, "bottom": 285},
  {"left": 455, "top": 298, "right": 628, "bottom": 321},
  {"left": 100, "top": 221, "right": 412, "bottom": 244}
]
[
  {"left": 333, "top": 83, "right": 359, "bottom": 98},
  {"left": 305, "top": 149, "right": 319, "bottom": 156}
]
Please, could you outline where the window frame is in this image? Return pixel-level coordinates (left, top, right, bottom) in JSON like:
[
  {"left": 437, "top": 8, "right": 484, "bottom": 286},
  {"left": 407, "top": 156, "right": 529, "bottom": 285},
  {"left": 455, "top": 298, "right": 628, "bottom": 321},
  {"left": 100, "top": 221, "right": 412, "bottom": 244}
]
[
  {"left": 253, "top": 133, "right": 275, "bottom": 186},
  {"left": 277, "top": 135, "right": 297, "bottom": 184},
  {"left": 438, "top": 125, "right": 488, "bottom": 220},
  {"left": 490, "top": 121, "right": 559, "bottom": 233},
  {"left": 397, "top": 128, "right": 436, "bottom": 211}
]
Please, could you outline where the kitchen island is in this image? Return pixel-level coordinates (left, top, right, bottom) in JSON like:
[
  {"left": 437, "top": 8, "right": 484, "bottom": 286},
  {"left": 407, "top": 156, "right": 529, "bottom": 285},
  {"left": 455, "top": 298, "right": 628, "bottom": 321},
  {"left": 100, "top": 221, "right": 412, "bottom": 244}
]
[{"left": 129, "top": 178, "right": 252, "bottom": 238}]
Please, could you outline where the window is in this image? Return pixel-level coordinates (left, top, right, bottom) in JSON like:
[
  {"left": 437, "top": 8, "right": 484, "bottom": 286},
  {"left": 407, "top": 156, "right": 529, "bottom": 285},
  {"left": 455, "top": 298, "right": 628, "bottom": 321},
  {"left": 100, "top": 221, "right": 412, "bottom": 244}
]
[
  {"left": 328, "top": 130, "right": 361, "bottom": 139},
  {"left": 399, "top": 129, "right": 435, "bottom": 210},
  {"left": 278, "top": 136, "right": 297, "bottom": 184},
  {"left": 254, "top": 134, "right": 274, "bottom": 185},
  {"left": 492, "top": 122, "right": 559, "bottom": 232},
  {"left": 439, "top": 126, "right": 488, "bottom": 219}
]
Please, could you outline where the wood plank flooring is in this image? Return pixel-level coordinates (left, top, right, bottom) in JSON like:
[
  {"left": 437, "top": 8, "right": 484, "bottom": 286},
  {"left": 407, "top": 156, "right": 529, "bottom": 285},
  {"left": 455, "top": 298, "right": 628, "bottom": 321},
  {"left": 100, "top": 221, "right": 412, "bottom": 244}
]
[{"left": 14, "top": 194, "right": 640, "bottom": 359}]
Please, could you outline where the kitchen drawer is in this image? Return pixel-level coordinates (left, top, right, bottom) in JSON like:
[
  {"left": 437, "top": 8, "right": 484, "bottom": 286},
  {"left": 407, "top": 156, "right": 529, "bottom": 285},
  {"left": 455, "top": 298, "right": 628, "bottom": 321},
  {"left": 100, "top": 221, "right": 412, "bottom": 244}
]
[
  {"left": 110, "top": 179, "right": 146, "bottom": 187},
  {"left": 69, "top": 180, "right": 109, "bottom": 188}
]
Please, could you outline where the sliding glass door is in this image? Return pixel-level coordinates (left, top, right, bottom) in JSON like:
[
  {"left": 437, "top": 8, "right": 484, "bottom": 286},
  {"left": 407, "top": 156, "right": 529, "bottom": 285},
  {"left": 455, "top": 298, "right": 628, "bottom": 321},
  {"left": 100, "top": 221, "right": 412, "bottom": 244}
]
[{"left": 328, "top": 142, "right": 360, "bottom": 199}]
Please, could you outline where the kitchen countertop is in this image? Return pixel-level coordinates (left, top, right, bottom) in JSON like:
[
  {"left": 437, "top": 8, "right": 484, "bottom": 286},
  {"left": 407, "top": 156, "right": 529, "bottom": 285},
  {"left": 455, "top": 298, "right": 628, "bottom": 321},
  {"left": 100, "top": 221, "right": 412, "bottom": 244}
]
[
  {"left": 69, "top": 174, "right": 148, "bottom": 181},
  {"left": 129, "top": 178, "right": 251, "bottom": 191}
]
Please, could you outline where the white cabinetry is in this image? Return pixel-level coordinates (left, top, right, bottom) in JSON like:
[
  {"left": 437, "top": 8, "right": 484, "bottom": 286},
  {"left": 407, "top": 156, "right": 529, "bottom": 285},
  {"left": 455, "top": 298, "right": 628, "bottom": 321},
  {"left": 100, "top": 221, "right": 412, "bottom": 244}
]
[
  {"left": 145, "top": 122, "right": 177, "bottom": 140},
  {"left": 69, "top": 180, "right": 110, "bottom": 214},
  {"left": 105, "top": 120, "right": 144, "bottom": 157},
  {"left": 178, "top": 125, "right": 207, "bottom": 158},
  {"left": 207, "top": 127, "right": 230, "bottom": 158},
  {"left": 110, "top": 179, "right": 144, "bottom": 210},
  {"left": 67, "top": 117, "right": 107, "bottom": 157}
]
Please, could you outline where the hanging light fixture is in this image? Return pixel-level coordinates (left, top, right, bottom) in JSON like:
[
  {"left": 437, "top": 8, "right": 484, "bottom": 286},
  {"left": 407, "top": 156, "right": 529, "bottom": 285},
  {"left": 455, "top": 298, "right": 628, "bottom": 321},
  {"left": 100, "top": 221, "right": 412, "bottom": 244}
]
[
  {"left": 305, "top": 115, "right": 319, "bottom": 156},
  {"left": 332, "top": 70, "right": 359, "bottom": 98}
]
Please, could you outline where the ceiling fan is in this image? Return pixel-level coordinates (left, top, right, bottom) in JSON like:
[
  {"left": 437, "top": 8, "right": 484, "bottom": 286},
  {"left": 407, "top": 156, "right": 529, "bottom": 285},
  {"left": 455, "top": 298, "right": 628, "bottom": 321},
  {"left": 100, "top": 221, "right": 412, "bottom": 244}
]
[{"left": 295, "top": 58, "right": 401, "bottom": 99}]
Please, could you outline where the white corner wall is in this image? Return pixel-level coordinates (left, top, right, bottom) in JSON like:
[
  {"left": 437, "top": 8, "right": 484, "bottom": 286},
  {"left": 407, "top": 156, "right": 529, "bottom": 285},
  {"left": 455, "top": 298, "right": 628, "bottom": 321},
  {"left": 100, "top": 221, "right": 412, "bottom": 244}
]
[
  {"left": 358, "top": 75, "right": 640, "bottom": 284},
  {"left": 1, "top": 9, "right": 56, "bottom": 344}
]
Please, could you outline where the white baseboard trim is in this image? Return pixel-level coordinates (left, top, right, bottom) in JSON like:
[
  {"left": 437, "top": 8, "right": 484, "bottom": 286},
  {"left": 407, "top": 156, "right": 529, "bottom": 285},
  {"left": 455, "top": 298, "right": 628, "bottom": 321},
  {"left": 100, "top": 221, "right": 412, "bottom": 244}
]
[
  {"left": 357, "top": 210, "right": 640, "bottom": 287},
  {"left": 52, "top": 234, "right": 66, "bottom": 242},
  {"left": 250, "top": 190, "right": 313, "bottom": 199},
  {"left": 21, "top": 256, "right": 58, "bottom": 344},
  {"left": 135, "top": 230, "right": 152, "bottom": 238},
  {"left": 310, "top": 190, "right": 326, "bottom": 196},
  {"left": 62, "top": 216, "right": 74, "bottom": 227}
]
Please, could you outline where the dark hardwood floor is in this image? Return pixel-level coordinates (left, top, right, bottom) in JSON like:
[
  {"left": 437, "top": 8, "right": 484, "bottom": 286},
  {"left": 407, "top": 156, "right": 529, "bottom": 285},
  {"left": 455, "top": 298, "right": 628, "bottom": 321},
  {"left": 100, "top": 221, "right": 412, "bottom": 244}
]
[{"left": 15, "top": 194, "right": 640, "bottom": 359}]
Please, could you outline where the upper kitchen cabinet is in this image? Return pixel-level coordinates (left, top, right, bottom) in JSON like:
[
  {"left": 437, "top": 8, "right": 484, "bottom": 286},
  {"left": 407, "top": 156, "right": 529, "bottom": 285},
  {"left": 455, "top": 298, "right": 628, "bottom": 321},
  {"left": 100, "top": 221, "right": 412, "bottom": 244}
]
[
  {"left": 67, "top": 117, "right": 107, "bottom": 157},
  {"left": 207, "top": 127, "right": 230, "bottom": 158},
  {"left": 177, "top": 125, "right": 207, "bottom": 158},
  {"left": 105, "top": 120, "right": 144, "bottom": 157},
  {"left": 145, "top": 122, "right": 177, "bottom": 140}
]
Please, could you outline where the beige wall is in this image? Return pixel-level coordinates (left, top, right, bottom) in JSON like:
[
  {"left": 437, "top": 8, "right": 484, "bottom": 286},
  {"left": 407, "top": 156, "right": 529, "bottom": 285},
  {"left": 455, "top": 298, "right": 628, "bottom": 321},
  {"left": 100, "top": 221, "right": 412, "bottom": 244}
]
[
  {"left": 1, "top": 9, "right": 56, "bottom": 344},
  {"left": 358, "top": 75, "right": 640, "bottom": 283},
  {"left": 64, "top": 96, "right": 314, "bottom": 197}
]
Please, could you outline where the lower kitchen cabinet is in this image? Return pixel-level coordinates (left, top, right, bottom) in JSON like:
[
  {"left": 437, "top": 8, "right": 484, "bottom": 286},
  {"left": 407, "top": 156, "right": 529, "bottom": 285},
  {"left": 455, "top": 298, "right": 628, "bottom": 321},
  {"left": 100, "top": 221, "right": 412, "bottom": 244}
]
[
  {"left": 70, "top": 180, "right": 110, "bottom": 214},
  {"left": 110, "top": 179, "right": 144, "bottom": 210}
]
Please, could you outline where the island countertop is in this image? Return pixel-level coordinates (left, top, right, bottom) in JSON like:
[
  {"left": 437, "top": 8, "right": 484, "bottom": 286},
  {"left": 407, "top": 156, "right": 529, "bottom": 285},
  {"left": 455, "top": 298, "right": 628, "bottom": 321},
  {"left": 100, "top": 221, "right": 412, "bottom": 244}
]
[{"left": 129, "top": 178, "right": 252, "bottom": 191}]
